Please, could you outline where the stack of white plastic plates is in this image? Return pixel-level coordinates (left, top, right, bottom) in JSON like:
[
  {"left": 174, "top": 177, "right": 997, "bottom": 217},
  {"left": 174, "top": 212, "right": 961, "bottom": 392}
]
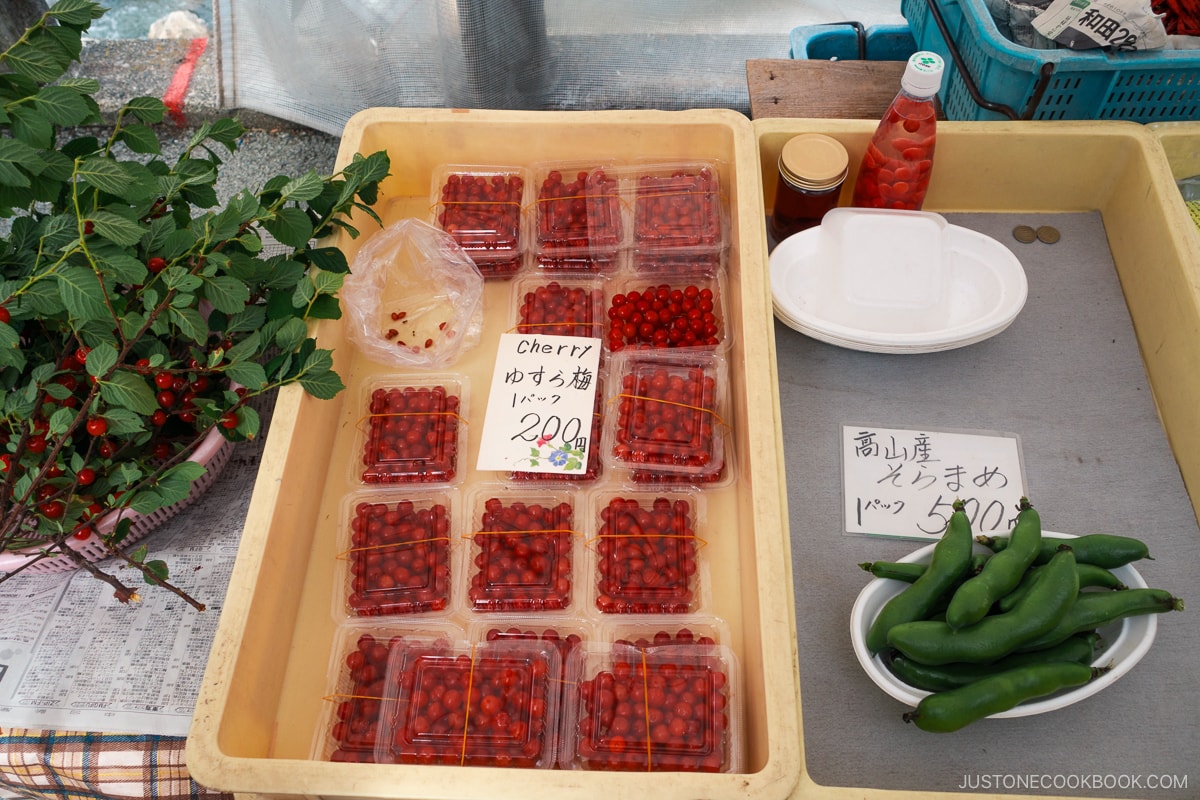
[{"left": 769, "top": 208, "right": 1029, "bottom": 354}]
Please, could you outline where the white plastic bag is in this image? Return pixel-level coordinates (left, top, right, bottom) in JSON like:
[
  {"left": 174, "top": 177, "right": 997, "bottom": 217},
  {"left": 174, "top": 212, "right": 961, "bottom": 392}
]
[{"left": 342, "top": 218, "right": 484, "bottom": 368}]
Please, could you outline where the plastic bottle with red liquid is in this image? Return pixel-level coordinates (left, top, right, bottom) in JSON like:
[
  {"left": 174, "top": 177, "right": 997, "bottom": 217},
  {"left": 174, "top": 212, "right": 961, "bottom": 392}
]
[{"left": 851, "top": 51, "right": 944, "bottom": 211}]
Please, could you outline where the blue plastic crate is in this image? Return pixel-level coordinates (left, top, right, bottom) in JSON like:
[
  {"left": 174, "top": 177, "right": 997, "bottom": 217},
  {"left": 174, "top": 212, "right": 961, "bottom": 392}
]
[
  {"left": 902, "top": 0, "right": 1200, "bottom": 121},
  {"left": 789, "top": 23, "right": 918, "bottom": 61}
]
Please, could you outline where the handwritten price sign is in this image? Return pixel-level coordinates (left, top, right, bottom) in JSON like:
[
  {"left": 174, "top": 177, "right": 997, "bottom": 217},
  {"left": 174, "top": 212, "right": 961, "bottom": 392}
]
[
  {"left": 841, "top": 424, "right": 1027, "bottom": 540},
  {"left": 477, "top": 333, "right": 602, "bottom": 474}
]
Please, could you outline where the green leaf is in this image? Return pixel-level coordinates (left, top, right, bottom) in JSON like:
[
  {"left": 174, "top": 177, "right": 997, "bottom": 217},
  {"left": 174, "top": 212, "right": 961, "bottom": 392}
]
[
  {"left": 305, "top": 246, "right": 351, "bottom": 274},
  {"left": 273, "top": 318, "right": 308, "bottom": 352},
  {"left": 295, "top": 348, "right": 343, "bottom": 397},
  {"left": 280, "top": 171, "right": 326, "bottom": 203},
  {"left": 89, "top": 210, "right": 144, "bottom": 247},
  {"left": 123, "top": 96, "right": 167, "bottom": 125},
  {"left": 168, "top": 305, "right": 208, "bottom": 344},
  {"left": 96, "top": 252, "right": 150, "bottom": 285},
  {"left": 34, "top": 85, "right": 92, "bottom": 126},
  {"left": 99, "top": 406, "right": 147, "bottom": 436},
  {"left": 0, "top": 138, "right": 47, "bottom": 185},
  {"left": 56, "top": 265, "right": 110, "bottom": 322},
  {"left": 237, "top": 404, "right": 261, "bottom": 440},
  {"left": 85, "top": 342, "right": 118, "bottom": 379},
  {"left": 48, "top": 0, "right": 108, "bottom": 26},
  {"left": 307, "top": 294, "right": 341, "bottom": 320},
  {"left": 298, "top": 368, "right": 345, "bottom": 400},
  {"left": 5, "top": 42, "right": 67, "bottom": 84},
  {"left": 8, "top": 105, "right": 54, "bottom": 149},
  {"left": 77, "top": 156, "right": 133, "bottom": 196},
  {"left": 203, "top": 274, "right": 251, "bottom": 315},
  {"left": 48, "top": 406, "right": 76, "bottom": 436},
  {"left": 224, "top": 361, "right": 268, "bottom": 391},
  {"left": 263, "top": 206, "right": 315, "bottom": 249},
  {"left": 116, "top": 123, "right": 161, "bottom": 155},
  {"left": 143, "top": 560, "right": 170, "bottom": 585},
  {"left": 312, "top": 270, "right": 343, "bottom": 296},
  {"left": 99, "top": 370, "right": 159, "bottom": 415}
]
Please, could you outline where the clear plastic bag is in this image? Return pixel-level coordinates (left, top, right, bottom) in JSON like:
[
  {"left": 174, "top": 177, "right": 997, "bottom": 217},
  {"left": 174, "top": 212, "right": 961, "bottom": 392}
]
[{"left": 342, "top": 218, "right": 484, "bottom": 369}]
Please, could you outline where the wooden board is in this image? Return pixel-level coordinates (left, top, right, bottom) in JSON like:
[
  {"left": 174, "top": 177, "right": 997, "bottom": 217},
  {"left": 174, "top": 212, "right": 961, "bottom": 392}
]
[{"left": 746, "top": 59, "right": 909, "bottom": 120}]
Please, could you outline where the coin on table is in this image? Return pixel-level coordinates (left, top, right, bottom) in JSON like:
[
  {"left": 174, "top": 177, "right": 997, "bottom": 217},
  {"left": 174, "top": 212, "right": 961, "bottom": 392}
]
[
  {"left": 1012, "top": 225, "right": 1036, "bottom": 243},
  {"left": 1036, "top": 225, "right": 1061, "bottom": 244}
]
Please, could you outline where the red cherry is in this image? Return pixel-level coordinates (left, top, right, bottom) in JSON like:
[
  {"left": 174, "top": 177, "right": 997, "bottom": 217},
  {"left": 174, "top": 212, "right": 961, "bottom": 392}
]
[
  {"left": 86, "top": 417, "right": 108, "bottom": 436},
  {"left": 0, "top": 306, "right": 9, "bottom": 324},
  {"left": 156, "top": 390, "right": 176, "bottom": 408},
  {"left": 73, "top": 527, "right": 94, "bottom": 540},
  {"left": 75, "top": 346, "right": 90, "bottom": 364},
  {"left": 83, "top": 220, "right": 94, "bottom": 235},
  {"left": 97, "top": 440, "right": 116, "bottom": 458},
  {"left": 39, "top": 500, "right": 66, "bottom": 519},
  {"left": 27, "top": 435, "right": 48, "bottom": 454},
  {"left": 77, "top": 467, "right": 96, "bottom": 486},
  {"left": 220, "top": 411, "right": 239, "bottom": 429},
  {"left": 147, "top": 256, "right": 167, "bottom": 273},
  {"left": 151, "top": 409, "right": 168, "bottom": 426},
  {"left": 153, "top": 442, "right": 172, "bottom": 460},
  {"left": 154, "top": 372, "right": 174, "bottom": 389}
]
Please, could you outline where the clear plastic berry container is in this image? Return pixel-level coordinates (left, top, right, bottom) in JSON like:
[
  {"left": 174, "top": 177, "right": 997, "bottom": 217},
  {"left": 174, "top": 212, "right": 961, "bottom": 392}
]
[
  {"left": 626, "top": 160, "right": 727, "bottom": 264},
  {"left": 469, "top": 618, "right": 595, "bottom": 715},
  {"left": 335, "top": 489, "right": 459, "bottom": 620},
  {"left": 630, "top": 251, "right": 724, "bottom": 278},
  {"left": 374, "top": 635, "right": 563, "bottom": 768},
  {"left": 531, "top": 160, "right": 625, "bottom": 263},
  {"left": 511, "top": 275, "right": 607, "bottom": 341},
  {"left": 603, "top": 614, "right": 731, "bottom": 650},
  {"left": 312, "top": 621, "right": 461, "bottom": 763},
  {"left": 534, "top": 253, "right": 620, "bottom": 275},
  {"left": 604, "top": 273, "right": 727, "bottom": 353},
  {"left": 430, "top": 165, "right": 530, "bottom": 279},
  {"left": 462, "top": 486, "right": 582, "bottom": 614},
  {"left": 355, "top": 374, "right": 468, "bottom": 485},
  {"left": 587, "top": 490, "right": 708, "bottom": 615},
  {"left": 559, "top": 641, "right": 742, "bottom": 773},
  {"left": 602, "top": 349, "right": 728, "bottom": 481}
]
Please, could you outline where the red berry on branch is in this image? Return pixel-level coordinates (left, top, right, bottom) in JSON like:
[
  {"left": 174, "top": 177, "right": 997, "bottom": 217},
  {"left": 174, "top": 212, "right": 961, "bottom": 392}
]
[
  {"left": 39, "top": 500, "right": 66, "bottom": 519},
  {"left": 0, "top": 306, "right": 9, "bottom": 324},
  {"left": 86, "top": 417, "right": 108, "bottom": 436},
  {"left": 220, "top": 411, "right": 239, "bottom": 429},
  {"left": 155, "top": 372, "right": 174, "bottom": 389},
  {"left": 156, "top": 390, "right": 176, "bottom": 408},
  {"left": 147, "top": 256, "right": 167, "bottom": 273},
  {"left": 77, "top": 467, "right": 96, "bottom": 486},
  {"left": 98, "top": 440, "right": 116, "bottom": 458}
]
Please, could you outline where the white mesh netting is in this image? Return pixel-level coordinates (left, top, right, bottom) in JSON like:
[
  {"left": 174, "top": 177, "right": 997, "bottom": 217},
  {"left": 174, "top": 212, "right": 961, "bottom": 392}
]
[{"left": 215, "top": 0, "right": 905, "bottom": 134}]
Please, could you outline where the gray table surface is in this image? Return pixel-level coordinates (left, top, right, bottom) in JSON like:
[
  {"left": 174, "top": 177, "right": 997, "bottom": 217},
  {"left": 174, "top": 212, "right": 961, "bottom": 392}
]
[{"left": 776, "top": 212, "right": 1200, "bottom": 798}]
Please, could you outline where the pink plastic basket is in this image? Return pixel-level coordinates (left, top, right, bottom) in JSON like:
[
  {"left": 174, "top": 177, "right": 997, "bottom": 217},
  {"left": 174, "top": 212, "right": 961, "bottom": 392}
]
[{"left": 0, "top": 426, "right": 235, "bottom": 576}]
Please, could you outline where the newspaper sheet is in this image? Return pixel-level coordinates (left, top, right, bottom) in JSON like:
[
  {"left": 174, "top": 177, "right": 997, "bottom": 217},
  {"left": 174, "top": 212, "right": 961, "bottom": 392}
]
[{"left": 0, "top": 402, "right": 270, "bottom": 738}]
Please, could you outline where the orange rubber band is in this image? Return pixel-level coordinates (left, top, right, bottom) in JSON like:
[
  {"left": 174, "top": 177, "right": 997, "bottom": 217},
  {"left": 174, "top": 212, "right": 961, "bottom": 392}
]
[
  {"left": 337, "top": 536, "right": 451, "bottom": 560},
  {"left": 460, "top": 644, "right": 478, "bottom": 766},
  {"left": 610, "top": 392, "right": 728, "bottom": 430}
]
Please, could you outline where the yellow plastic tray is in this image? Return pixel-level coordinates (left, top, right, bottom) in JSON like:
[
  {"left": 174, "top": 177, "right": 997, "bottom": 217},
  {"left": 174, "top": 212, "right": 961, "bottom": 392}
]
[
  {"left": 756, "top": 117, "right": 1200, "bottom": 800},
  {"left": 186, "top": 108, "right": 801, "bottom": 800}
]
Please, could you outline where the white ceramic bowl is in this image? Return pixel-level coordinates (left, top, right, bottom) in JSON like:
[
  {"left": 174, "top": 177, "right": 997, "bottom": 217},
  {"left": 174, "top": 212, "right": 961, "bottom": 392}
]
[{"left": 850, "top": 531, "right": 1157, "bottom": 717}]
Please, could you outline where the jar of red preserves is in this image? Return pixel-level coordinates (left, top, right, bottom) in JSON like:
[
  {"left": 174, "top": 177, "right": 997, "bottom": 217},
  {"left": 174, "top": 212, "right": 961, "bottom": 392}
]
[{"left": 769, "top": 133, "right": 849, "bottom": 242}]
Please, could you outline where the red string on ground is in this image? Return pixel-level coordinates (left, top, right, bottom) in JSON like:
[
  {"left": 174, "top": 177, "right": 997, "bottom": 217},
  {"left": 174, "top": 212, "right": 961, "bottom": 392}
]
[{"left": 163, "top": 38, "right": 208, "bottom": 125}]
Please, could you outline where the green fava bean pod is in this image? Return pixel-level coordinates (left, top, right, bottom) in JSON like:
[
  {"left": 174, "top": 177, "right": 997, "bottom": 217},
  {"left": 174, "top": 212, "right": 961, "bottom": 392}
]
[
  {"left": 865, "top": 501, "right": 974, "bottom": 654},
  {"left": 946, "top": 497, "right": 1041, "bottom": 629},
  {"left": 902, "top": 662, "right": 1100, "bottom": 733},
  {"left": 887, "top": 546, "right": 1080, "bottom": 665},
  {"left": 1016, "top": 587, "right": 1185, "bottom": 652},
  {"left": 997, "top": 561, "right": 1127, "bottom": 613},
  {"left": 885, "top": 631, "right": 1100, "bottom": 693},
  {"left": 979, "top": 531, "right": 1150, "bottom": 569}
]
